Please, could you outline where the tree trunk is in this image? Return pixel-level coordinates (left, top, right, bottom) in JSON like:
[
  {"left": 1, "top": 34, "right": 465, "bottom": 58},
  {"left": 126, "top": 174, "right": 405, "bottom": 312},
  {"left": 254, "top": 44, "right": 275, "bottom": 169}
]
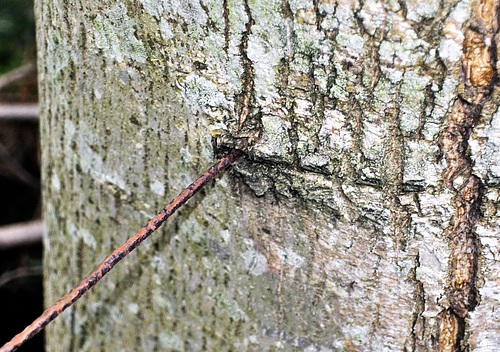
[{"left": 37, "top": 0, "right": 500, "bottom": 351}]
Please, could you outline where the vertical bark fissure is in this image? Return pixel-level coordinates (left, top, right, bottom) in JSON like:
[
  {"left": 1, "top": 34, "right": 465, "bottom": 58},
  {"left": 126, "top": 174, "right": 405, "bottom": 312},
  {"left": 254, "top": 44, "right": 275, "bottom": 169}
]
[
  {"left": 222, "top": 0, "right": 230, "bottom": 56},
  {"left": 312, "top": 0, "right": 322, "bottom": 32},
  {"left": 237, "top": 0, "right": 255, "bottom": 130},
  {"left": 407, "top": 252, "right": 427, "bottom": 351},
  {"left": 386, "top": 80, "right": 409, "bottom": 248},
  {"left": 437, "top": 0, "right": 499, "bottom": 350}
]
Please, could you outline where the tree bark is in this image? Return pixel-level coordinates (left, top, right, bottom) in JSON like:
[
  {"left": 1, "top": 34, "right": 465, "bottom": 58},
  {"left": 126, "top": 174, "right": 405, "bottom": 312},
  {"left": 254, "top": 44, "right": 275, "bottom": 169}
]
[{"left": 37, "top": 0, "right": 500, "bottom": 351}]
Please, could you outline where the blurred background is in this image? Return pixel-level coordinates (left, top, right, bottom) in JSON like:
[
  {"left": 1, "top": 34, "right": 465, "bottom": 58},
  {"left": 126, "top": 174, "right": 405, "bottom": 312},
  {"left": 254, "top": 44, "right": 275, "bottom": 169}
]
[{"left": 0, "top": 0, "right": 43, "bottom": 350}]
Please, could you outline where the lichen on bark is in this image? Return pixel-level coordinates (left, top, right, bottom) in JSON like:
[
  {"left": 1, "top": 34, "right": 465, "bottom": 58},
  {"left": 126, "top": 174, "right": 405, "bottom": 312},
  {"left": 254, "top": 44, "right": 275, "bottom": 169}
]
[{"left": 37, "top": 0, "right": 500, "bottom": 351}]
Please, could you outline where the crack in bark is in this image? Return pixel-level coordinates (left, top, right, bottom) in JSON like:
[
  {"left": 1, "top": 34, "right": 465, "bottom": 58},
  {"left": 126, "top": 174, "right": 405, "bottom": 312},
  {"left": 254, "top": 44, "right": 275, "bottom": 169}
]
[
  {"left": 222, "top": 0, "right": 230, "bottom": 56},
  {"left": 436, "top": 1, "right": 499, "bottom": 350},
  {"left": 407, "top": 252, "right": 427, "bottom": 352},
  {"left": 312, "top": 0, "right": 323, "bottom": 31},
  {"left": 237, "top": 0, "right": 255, "bottom": 130}
]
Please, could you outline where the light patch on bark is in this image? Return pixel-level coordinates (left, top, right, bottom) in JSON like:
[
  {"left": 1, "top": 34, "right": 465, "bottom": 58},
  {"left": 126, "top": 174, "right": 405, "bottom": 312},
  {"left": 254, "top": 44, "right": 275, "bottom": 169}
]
[
  {"left": 94, "top": 3, "right": 147, "bottom": 63},
  {"left": 178, "top": 73, "right": 229, "bottom": 114}
]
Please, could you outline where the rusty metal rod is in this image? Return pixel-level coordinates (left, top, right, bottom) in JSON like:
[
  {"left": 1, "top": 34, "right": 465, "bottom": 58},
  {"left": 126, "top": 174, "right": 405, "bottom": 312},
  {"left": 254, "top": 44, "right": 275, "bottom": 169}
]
[{"left": 0, "top": 149, "right": 242, "bottom": 352}]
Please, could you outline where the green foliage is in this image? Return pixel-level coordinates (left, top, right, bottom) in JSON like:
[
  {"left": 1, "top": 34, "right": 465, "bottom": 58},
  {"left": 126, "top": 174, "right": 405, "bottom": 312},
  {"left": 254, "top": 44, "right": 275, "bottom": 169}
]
[{"left": 0, "top": 0, "right": 35, "bottom": 74}]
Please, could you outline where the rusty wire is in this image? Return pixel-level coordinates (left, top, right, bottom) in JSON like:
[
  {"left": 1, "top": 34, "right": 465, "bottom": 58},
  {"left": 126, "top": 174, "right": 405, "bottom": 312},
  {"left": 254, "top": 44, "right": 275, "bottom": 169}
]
[{"left": 0, "top": 149, "right": 242, "bottom": 352}]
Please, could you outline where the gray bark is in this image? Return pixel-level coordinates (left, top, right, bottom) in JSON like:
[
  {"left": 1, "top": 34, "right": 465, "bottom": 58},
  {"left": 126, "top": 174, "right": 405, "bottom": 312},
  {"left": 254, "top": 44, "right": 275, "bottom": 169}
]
[{"left": 37, "top": 0, "right": 500, "bottom": 351}]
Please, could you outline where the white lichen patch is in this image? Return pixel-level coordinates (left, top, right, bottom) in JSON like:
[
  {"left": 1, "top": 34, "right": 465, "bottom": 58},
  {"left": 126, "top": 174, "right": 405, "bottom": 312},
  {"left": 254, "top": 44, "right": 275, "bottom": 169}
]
[
  {"left": 253, "top": 115, "right": 292, "bottom": 160},
  {"left": 242, "top": 249, "right": 268, "bottom": 276},
  {"left": 152, "top": 287, "right": 171, "bottom": 309},
  {"left": 362, "top": 118, "right": 385, "bottom": 161},
  {"left": 439, "top": 0, "right": 470, "bottom": 67},
  {"left": 64, "top": 119, "right": 128, "bottom": 191},
  {"left": 341, "top": 325, "right": 372, "bottom": 348},
  {"left": 439, "top": 38, "right": 463, "bottom": 65},
  {"left": 148, "top": 166, "right": 166, "bottom": 196},
  {"left": 471, "top": 109, "right": 500, "bottom": 181},
  {"left": 78, "top": 228, "right": 97, "bottom": 249},
  {"left": 178, "top": 216, "right": 206, "bottom": 243},
  {"left": 158, "top": 330, "right": 184, "bottom": 351},
  {"left": 276, "top": 247, "right": 305, "bottom": 268},
  {"left": 150, "top": 179, "right": 165, "bottom": 196},
  {"left": 426, "top": 77, "right": 459, "bottom": 140},
  {"left": 405, "top": 0, "right": 439, "bottom": 22},
  {"left": 469, "top": 219, "right": 500, "bottom": 350},
  {"left": 66, "top": 220, "right": 79, "bottom": 241},
  {"left": 219, "top": 229, "right": 231, "bottom": 243},
  {"left": 329, "top": 60, "right": 359, "bottom": 101},
  {"left": 336, "top": 32, "right": 366, "bottom": 59},
  {"left": 127, "top": 303, "right": 139, "bottom": 314},
  {"left": 410, "top": 192, "right": 452, "bottom": 313},
  {"left": 378, "top": 20, "right": 429, "bottom": 67},
  {"left": 51, "top": 173, "right": 61, "bottom": 191},
  {"left": 245, "top": 0, "right": 285, "bottom": 100},
  {"left": 94, "top": 3, "right": 147, "bottom": 63},
  {"left": 138, "top": 0, "right": 164, "bottom": 19},
  {"left": 212, "top": 292, "right": 248, "bottom": 321},
  {"left": 163, "top": 0, "right": 207, "bottom": 23},
  {"left": 159, "top": 18, "right": 174, "bottom": 40},
  {"left": 77, "top": 136, "right": 127, "bottom": 190},
  {"left": 247, "top": 33, "right": 283, "bottom": 100},
  {"left": 180, "top": 147, "right": 192, "bottom": 164},
  {"left": 45, "top": 29, "right": 71, "bottom": 76},
  {"left": 403, "top": 141, "right": 439, "bottom": 186},
  {"left": 359, "top": 0, "right": 387, "bottom": 36},
  {"left": 150, "top": 255, "right": 167, "bottom": 272},
  {"left": 399, "top": 70, "right": 430, "bottom": 132},
  {"left": 160, "top": 0, "right": 208, "bottom": 42},
  {"left": 319, "top": 109, "right": 353, "bottom": 152},
  {"left": 178, "top": 73, "right": 228, "bottom": 114},
  {"left": 300, "top": 154, "right": 330, "bottom": 170},
  {"left": 65, "top": 220, "right": 97, "bottom": 249}
]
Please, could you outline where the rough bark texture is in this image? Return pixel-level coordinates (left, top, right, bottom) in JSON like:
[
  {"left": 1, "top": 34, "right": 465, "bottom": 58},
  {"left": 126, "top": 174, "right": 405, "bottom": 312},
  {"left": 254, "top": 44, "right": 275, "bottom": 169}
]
[{"left": 37, "top": 0, "right": 500, "bottom": 351}]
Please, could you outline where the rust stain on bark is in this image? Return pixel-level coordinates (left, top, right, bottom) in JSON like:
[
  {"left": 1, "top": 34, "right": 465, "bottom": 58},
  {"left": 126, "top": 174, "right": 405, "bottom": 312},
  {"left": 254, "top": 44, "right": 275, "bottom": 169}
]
[
  {"left": 437, "top": 309, "right": 465, "bottom": 352},
  {"left": 437, "top": 0, "right": 499, "bottom": 350}
]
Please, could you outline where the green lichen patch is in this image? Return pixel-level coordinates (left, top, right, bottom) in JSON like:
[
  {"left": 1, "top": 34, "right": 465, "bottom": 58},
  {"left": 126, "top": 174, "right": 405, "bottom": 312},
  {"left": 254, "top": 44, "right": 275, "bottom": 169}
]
[{"left": 94, "top": 3, "right": 147, "bottom": 63}]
